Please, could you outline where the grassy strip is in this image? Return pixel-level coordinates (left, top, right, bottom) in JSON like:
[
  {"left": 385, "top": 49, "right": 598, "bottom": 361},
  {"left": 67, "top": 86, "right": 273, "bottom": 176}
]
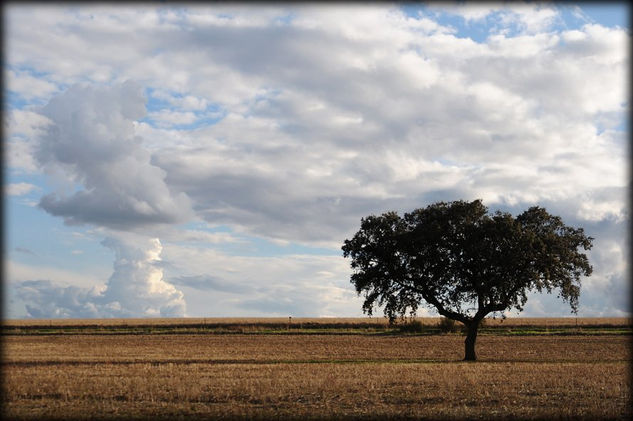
[{"left": 2, "top": 325, "right": 631, "bottom": 336}]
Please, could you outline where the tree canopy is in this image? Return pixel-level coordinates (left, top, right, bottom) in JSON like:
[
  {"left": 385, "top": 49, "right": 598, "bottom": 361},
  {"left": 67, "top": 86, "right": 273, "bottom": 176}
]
[{"left": 342, "top": 200, "right": 593, "bottom": 360}]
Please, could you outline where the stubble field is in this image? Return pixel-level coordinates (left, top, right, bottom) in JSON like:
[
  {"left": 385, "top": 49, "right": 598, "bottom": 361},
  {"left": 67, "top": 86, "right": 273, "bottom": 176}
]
[{"left": 2, "top": 318, "right": 631, "bottom": 420}]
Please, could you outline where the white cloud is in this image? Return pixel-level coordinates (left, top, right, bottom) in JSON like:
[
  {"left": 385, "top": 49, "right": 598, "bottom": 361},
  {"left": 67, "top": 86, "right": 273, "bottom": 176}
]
[
  {"left": 6, "top": 182, "right": 39, "bottom": 196},
  {"left": 437, "top": 4, "right": 498, "bottom": 23},
  {"left": 177, "top": 95, "right": 209, "bottom": 111},
  {"left": 6, "top": 109, "right": 53, "bottom": 139},
  {"left": 5, "top": 110, "right": 53, "bottom": 173},
  {"left": 499, "top": 4, "right": 560, "bottom": 34},
  {"left": 13, "top": 280, "right": 105, "bottom": 318},
  {"left": 425, "top": 4, "right": 560, "bottom": 34},
  {"left": 148, "top": 109, "right": 198, "bottom": 127},
  {"left": 12, "top": 233, "right": 186, "bottom": 318},
  {"left": 164, "top": 230, "right": 245, "bottom": 245},
  {"left": 97, "top": 234, "right": 186, "bottom": 317},
  {"left": 6, "top": 68, "right": 59, "bottom": 100},
  {"left": 34, "top": 81, "right": 194, "bottom": 230}
]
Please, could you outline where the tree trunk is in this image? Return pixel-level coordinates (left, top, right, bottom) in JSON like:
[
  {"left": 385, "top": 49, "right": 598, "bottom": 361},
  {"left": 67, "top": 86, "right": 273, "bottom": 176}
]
[{"left": 464, "top": 321, "right": 479, "bottom": 361}]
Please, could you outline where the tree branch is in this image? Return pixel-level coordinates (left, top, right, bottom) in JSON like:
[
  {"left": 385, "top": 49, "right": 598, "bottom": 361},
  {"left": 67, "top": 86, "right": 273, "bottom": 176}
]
[
  {"left": 388, "top": 277, "right": 470, "bottom": 324},
  {"left": 484, "top": 303, "right": 507, "bottom": 313},
  {"left": 421, "top": 292, "right": 470, "bottom": 324}
]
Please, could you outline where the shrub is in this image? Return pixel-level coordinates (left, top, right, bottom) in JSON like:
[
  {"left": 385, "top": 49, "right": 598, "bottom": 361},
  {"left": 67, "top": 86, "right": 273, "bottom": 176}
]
[{"left": 399, "top": 320, "right": 425, "bottom": 333}]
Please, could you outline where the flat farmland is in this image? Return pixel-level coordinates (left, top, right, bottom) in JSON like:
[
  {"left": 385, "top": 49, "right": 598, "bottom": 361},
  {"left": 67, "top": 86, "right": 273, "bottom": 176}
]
[{"left": 2, "top": 319, "right": 631, "bottom": 420}]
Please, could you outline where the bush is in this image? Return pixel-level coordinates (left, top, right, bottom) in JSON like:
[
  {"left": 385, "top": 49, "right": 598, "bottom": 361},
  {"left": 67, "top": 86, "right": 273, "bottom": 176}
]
[
  {"left": 399, "top": 320, "right": 425, "bottom": 333},
  {"left": 438, "top": 317, "right": 458, "bottom": 333}
]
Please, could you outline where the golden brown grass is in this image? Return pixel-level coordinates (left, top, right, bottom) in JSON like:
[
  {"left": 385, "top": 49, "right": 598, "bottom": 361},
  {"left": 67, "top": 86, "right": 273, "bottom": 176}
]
[
  {"left": 4, "top": 361, "right": 629, "bottom": 420},
  {"left": 2, "top": 334, "right": 631, "bottom": 420},
  {"left": 3, "top": 334, "right": 631, "bottom": 364}
]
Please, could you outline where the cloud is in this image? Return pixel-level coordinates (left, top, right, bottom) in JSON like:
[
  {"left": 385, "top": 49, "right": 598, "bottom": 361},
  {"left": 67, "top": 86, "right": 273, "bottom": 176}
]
[
  {"left": 156, "top": 227, "right": 246, "bottom": 245},
  {"left": 433, "top": 4, "right": 498, "bottom": 23},
  {"left": 33, "top": 81, "right": 193, "bottom": 230},
  {"left": 97, "top": 234, "right": 186, "bottom": 317},
  {"left": 7, "top": 68, "right": 59, "bottom": 100},
  {"left": 5, "top": 110, "right": 53, "bottom": 173},
  {"left": 160, "top": 242, "right": 365, "bottom": 317},
  {"left": 13, "top": 233, "right": 186, "bottom": 318},
  {"left": 6, "top": 5, "right": 629, "bottom": 317},
  {"left": 148, "top": 109, "right": 198, "bottom": 127},
  {"left": 15, "top": 280, "right": 105, "bottom": 318},
  {"left": 424, "top": 4, "right": 561, "bottom": 35},
  {"left": 139, "top": 8, "right": 626, "bottom": 249},
  {"left": 170, "top": 275, "right": 249, "bottom": 294},
  {"left": 498, "top": 4, "right": 560, "bottom": 34},
  {"left": 150, "top": 89, "right": 210, "bottom": 111},
  {"left": 10, "top": 236, "right": 350, "bottom": 319},
  {"left": 6, "top": 182, "right": 39, "bottom": 196}
]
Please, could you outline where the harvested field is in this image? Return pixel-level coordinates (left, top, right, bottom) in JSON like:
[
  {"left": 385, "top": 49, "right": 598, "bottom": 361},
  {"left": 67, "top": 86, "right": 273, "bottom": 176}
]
[
  {"left": 2, "top": 329, "right": 631, "bottom": 420},
  {"left": 4, "top": 361, "right": 629, "bottom": 420},
  {"left": 2, "top": 334, "right": 631, "bottom": 364}
]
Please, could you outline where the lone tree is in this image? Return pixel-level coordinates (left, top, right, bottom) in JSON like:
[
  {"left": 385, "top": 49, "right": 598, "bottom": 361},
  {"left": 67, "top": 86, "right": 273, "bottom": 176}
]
[{"left": 342, "top": 200, "right": 593, "bottom": 361}]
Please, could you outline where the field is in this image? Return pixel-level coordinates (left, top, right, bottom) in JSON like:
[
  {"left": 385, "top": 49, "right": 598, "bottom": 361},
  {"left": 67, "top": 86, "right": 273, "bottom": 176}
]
[{"left": 2, "top": 318, "right": 631, "bottom": 420}]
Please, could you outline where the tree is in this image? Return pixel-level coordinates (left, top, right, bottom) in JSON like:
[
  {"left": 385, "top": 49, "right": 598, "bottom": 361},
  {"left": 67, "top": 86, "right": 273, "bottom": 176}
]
[{"left": 342, "top": 200, "right": 593, "bottom": 361}]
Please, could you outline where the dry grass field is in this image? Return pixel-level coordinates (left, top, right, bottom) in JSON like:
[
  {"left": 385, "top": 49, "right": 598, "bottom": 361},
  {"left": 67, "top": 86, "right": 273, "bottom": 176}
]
[{"left": 2, "top": 319, "right": 631, "bottom": 420}]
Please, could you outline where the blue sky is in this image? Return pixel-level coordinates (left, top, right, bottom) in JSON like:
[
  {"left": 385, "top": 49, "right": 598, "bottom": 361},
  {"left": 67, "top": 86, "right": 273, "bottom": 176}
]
[
  {"left": 402, "top": 3, "right": 628, "bottom": 32},
  {"left": 4, "top": 3, "right": 629, "bottom": 319}
]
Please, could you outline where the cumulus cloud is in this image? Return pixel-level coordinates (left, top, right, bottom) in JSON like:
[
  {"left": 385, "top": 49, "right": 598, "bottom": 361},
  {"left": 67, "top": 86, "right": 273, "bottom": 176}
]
[
  {"left": 5, "top": 110, "right": 53, "bottom": 173},
  {"left": 34, "top": 81, "right": 193, "bottom": 230},
  {"left": 97, "top": 234, "right": 186, "bottom": 317},
  {"left": 14, "top": 234, "right": 186, "bottom": 318},
  {"left": 15, "top": 280, "right": 105, "bottom": 318}
]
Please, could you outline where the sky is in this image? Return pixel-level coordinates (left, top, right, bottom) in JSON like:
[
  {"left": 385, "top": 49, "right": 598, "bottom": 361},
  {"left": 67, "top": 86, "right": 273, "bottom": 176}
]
[{"left": 3, "top": 2, "right": 630, "bottom": 319}]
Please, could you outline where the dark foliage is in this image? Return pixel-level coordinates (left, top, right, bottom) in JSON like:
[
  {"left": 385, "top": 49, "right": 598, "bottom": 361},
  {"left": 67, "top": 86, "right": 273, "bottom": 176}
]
[{"left": 438, "top": 316, "right": 459, "bottom": 334}]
